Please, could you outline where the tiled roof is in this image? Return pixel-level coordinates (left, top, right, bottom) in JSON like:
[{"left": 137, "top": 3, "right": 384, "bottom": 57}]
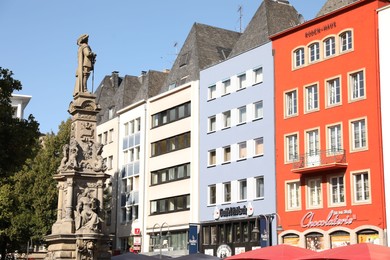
[
  {"left": 229, "top": 0, "right": 301, "bottom": 58},
  {"left": 316, "top": 0, "right": 359, "bottom": 17}
]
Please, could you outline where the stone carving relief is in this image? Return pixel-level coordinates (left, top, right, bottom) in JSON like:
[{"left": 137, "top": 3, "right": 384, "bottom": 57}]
[
  {"left": 74, "top": 188, "right": 102, "bottom": 233},
  {"left": 76, "top": 239, "right": 95, "bottom": 260}
]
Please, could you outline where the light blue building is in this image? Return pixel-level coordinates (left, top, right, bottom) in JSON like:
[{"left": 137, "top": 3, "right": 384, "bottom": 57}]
[{"left": 198, "top": 0, "right": 301, "bottom": 256}]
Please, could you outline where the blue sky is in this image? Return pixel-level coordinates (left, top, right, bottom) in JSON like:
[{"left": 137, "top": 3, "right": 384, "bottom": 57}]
[{"left": 0, "top": 0, "right": 326, "bottom": 134}]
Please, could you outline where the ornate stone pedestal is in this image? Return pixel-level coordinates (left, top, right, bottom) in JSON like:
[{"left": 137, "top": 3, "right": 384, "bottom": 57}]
[{"left": 45, "top": 92, "right": 110, "bottom": 260}]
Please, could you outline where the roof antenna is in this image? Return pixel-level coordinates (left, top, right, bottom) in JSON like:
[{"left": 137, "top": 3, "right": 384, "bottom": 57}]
[{"left": 237, "top": 5, "right": 243, "bottom": 32}]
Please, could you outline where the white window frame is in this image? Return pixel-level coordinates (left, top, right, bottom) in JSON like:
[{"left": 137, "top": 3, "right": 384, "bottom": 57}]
[
  {"left": 238, "top": 179, "right": 247, "bottom": 201},
  {"left": 208, "top": 150, "right": 216, "bottom": 166},
  {"left": 237, "top": 73, "right": 247, "bottom": 89},
  {"left": 222, "top": 110, "right": 231, "bottom": 128},
  {"left": 208, "top": 185, "right": 216, "bottom": 205},
  {"left": 350, "top": 118, "right": 367, "bottom": 152},
  {"left": 306, "top": 178, "right": 322, "bottom": 209},
  {"left": 285, "top": 89, "right": 298, "bottom": 117},
  {"left": 222, "top": 79, "right": 231, "bottom": 95},
  {"left": 324, "top": 36, "right": 336, "bottom": 57},
  {"left": 328, "top": 174, "right": 345, "bottom": 207},
  {"left": 340, "top": 30, "right": 353, "bottom": 52},
  {"left": 349, "top": 70, "right": 365, "bottom": 101},
  {"left": 285, "top": 133, "right": 298, "bottom": 163},
  {"left": 253, "top": 101, "right": 263, "bottom": 120},
  {"left": 253, "top": 67, "right": 263, "bottom": 85},
  {"left": 326, "top": 77, "right": 341, "bottom": 107},
  {"left": 255, "top": 176, "right": 264, "bottom": 199},
  {"left": 238, "top": 106, "right": 247, "bottom": 124},
  {"left": 305, "top": 83, "right": 319, "bottom": 112},
  {"left": 309, "top": 42, "right": 320, "bottom": 63},
  {"left": 208, "top": 84, "right": 216, "bottom": 100},
  {"left": 306, "top": 129, "right": 320, "bottom": 156},
  {"left": 238, "top": 142, "right": 247, "bottom": 160},
  {"left": 294, "top": 47, "right": 305, "bottom": 67},
  {"left": 352, "top": 170, "right": 371, "bottom": 204},
  {"left": 286, "top": 180, "right": 301, "bottom": 211},
  {"left": 327, "top": 123, "right": 343, "bottom": 153},
  {"left": 223, "top": 182, "right": 231, "bottom": 203},
  {"left": 254, "top": 137, "right": 264, "bottom": 157},
  {"left": 208, "top": 116, "right": 216, "bottom": 133},
  {"left": 223, "top": 146, "right": 231, "bottom": 163}
]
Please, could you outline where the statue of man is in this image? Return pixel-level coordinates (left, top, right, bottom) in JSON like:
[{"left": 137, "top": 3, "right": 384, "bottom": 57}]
[{"left": 74, "top": 34, "right": 96, "bottom": 96}]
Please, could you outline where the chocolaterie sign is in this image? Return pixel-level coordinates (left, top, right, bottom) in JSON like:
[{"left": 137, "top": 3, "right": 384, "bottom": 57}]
[{"left": 301, "top": 209, "right": 356, "bottom": 228}]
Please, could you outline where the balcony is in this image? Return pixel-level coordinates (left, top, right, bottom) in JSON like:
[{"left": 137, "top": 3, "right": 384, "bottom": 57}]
[{"left": 292, "top": 149, "right": 347, "bottom": 174}]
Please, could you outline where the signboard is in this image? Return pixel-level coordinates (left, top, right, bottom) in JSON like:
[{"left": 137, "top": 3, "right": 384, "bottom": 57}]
[
  {"left": 189, "top": 224, "right": 198, "bottom": 254},
  {"left": 133, "top": 237, "right": 141, "bottom": 246},
  {"left": 301, "top": 209, "right": 356, "bottom": 229}
]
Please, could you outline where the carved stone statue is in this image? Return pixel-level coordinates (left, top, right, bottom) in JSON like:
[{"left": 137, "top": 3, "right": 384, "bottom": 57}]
[
  {"left": 74, "top": 34, "right": 96, "bottom": 96},
  {"left": 74, "top": 188, "right": 102, "bottom": 232}
]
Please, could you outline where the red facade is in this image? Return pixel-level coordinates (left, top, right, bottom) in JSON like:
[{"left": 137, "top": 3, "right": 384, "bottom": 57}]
[{"left": 271, "top": 0, "right": 389, "bottom": 250}]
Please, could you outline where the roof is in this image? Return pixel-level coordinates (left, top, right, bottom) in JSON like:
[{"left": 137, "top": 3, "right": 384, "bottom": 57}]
[
  {"left": 159, "top": 23, "right": 241, "bottom": 93},
  {"left": 316, "top": 0, "right": 359, "bottom": 17},
  {"left": 228, "top": 0, "right": 302, "bottom": 58}
]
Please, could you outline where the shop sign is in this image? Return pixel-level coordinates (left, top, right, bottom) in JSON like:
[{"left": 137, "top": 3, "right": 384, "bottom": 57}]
[
  {"left": 305, "top": 21, "right": 337, "bottom": 38},
  {"left": 133, "top": 236, "right": 141, "bottom": 246},
  {"left": 217, "top": 244, "right": 232, "bottom": 258},
  {"left": 301, "top": 209, "right": 356, "bottom": 228},
  {"left": 220, "top": 206, "right": 247, "bottom": 218}
]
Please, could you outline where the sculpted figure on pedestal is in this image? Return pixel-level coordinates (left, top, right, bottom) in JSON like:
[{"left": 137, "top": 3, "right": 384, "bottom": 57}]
[
  {"left": 74, "top": 34, "right": 96, "bottom": 96},
  {"left": 74, "top": 188, "right": 102, "bottom": 232}
]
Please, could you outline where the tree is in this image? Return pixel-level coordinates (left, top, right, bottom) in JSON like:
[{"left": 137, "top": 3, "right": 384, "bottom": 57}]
[
  {"left": 5, "top": 119, "right": 71, "bottom": 254},
  {"left": 0, "top": 67, "right": 40, "bottom": 177}
]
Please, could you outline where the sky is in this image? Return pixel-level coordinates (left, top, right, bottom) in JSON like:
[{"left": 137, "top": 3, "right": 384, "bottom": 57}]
[{"left": 0, "top": 0, "right": 327, "bottom": 134}]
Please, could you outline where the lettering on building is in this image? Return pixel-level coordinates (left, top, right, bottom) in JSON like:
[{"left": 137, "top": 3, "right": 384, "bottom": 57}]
[
  {"left": 305, "top": 22, "right": 337, "bottom": 38},
  {"left": 220, "top": 206, "right": 247, "bottom": 218},
  {"left": 301, "top": 209, "right": 356, "bottom": 228}
]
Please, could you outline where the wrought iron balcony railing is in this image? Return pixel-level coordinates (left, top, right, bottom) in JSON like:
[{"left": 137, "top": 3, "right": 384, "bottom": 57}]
[{"left": 292, "top": 149, "right": 347, "bottom": 174}]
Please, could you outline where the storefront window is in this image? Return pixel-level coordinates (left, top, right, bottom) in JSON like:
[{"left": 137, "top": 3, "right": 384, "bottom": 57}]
[
  {"left": 219, "top": 225, "right": 225, "bottom": 243},
  {"left": 243, "top": 222, "right": 249, "bottom": 242},
  {"left": 357, "top": 229, "right": 380, "bottom": 244},
  {"left": 211, "top": 226, "right": 217, "bottom": 245},
  {"left": 330, "top": 231, "right": 350, "bottom": 248},
  {"left": 226, "top": 224, "right": 233, "bottom": 243},
  {"left": 305, "top": 232, "right": 324, "bottom": 251},
  {"left": 283, "top": 233, "right": 300, "bottom": 246},
  {"left": 234, "top": 223, "right": 241, "bottom": 242},
  {"left": 203, "top": 226, "right": 210, "bottom": 245}
]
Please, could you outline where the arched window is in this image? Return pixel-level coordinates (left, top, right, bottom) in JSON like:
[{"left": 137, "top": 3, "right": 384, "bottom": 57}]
[
  {"left": 324, "top": 37, "right": 336, "bottom": 57},
  {"left": 294, "top": 47, "right": 305, "bottom": 67},
  {"left": 340, "top": 30, "right": 353, "bottom": 52}
]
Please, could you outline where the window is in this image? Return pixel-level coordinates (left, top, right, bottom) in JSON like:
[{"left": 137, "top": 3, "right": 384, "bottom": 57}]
[
  {"left": 327, "top": 78, "right": 341, "bottom": 106},
  {"left": 222, "top": 79, "right": 231, "bottom": 95},
  {"left": 239, "top": 179, "right": 247, "bottom": 200},
  {"left": 324, "top": 37, "right": 336, "bottom": 57},
  {"left": 108, "top": 156, "right": 113, "bottom": 170},
  {"left": 253, "top": 101, "right": 263, "bottom": 120},
  {"left": 328, "top": 124, "right": 342, "bottom": 153},
  {"left": 108, "top": 107, "right": 114, "bottom": 119},
  {"left": 223, "top": 183, "right": 231, "bottom": 203},
  {"left": 223, "top": 146, "right": 231, "bottom": 163},
  {"left": 238, "top": 142, "right": 247, "bottom": 160},
  {"left": 329, "top": 175, "right": 345, "bottom": 206},
  {"left": 306, "top": 130, "right": 320, "bottom": 166},
  {"left": 255, "top": 176, "right": 264, "bottom": 199},
  {"left": 340, "top": 30, "right": 352, "bottom": 52},
  {"left": 305, "top": 84, "right": 318, "bottom": 112},
  {"left": 253, "top": 67, "right": 263, "bottom": 84},
  {"left": 151, "top": 163, "right": 190, "bottom": 185},
  {"left": 109, "top": 129, "right": 114, "bottom": 143},
  {"left": 287, "top": 181, "right": 301, "bottom": 210},
  {"left": 309, "top": 42, "right": 320, "bottom": 62},
  {"left": 208, "top": 116, "right": 216, "bottom": 133},
  {"left": 151, "top": 132, "right": 191, "bottom": 157},
  {"left": 238, "top": 73, "right": 246, "bottom": 89},
  {"left": 254, "top": 138, "right": 264, "bottom": 156},
  {"left": 351, "top": 119, "right": 367, "bottom": 150},
  {"left": 208, "top": 85, "right": 216, "bottom": 100},
  {"left": 353, "top": 171, "right": 370, "bottom": 203},
  {"left": 238, "top": 106, "right": 246, "bottom": 124},
  {"left": 294, "top": 48, "right": 305, "bottom": 67},
  {"left": 286, "top": 134, "right": 298, "bottom": 162},
  {"left": 222, "top": 111, "right": 231, "bottom": 128},
  {"left": 150, "top": 194, "right": 190, "bottom": 214},
  {"left": 307, "top": 178, "right": 322, "bottom": 208},
  {"left": 349, "top": 70, "right": 365, "bottom": 100},
  {"left": 209, "top": 185, "right": 216, "bottom": 205},
  {"left": 151, "top": 102, "right": 191, "bottom": 128},
  {"left": 208, "top": 150, "right": 216, "bottom": 166},
  {"left": 285, "top": 90, "right": 297, "bottom": 117}
]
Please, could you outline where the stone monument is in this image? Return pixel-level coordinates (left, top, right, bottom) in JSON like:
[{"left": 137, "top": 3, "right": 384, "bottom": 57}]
[{"left": 45, "top": 34, "right": 110, "bottom": 260}]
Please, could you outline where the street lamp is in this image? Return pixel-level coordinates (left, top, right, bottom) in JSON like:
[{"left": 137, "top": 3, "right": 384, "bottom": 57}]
[
  {"left": 271, "top": 213, "right": 284, "bottom": 244},
  {"left": 151, "top": 222, "right": 171, "bottom": 259},
  {"left": 252, "top": 214, "right": 270, "bottom": 247}
]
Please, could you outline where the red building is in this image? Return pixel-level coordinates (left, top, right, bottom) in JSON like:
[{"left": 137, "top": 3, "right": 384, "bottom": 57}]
[{"left": 271, "top": 0, "right": 390, "bottom": 250}]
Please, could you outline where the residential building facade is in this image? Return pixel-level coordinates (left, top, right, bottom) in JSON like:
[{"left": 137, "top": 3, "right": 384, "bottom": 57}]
[{"left": 271, "top": 0, "right": 389, "bottom": 251}]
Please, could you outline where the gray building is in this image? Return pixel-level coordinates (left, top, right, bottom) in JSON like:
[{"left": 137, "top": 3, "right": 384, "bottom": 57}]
[{"left": 199, "top": 0, "right": 301, "bottom": 256}]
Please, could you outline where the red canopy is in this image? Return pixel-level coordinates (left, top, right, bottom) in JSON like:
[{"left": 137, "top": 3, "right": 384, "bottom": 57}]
[
  {"left": 226, "top": 244, "right": 316, "bottom": 260},
  {"left": 298, "top": 243, "right": 390, "bottom": 260}
]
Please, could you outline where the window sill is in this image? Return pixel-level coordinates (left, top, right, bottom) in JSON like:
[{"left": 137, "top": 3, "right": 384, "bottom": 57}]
[
  {"left": 237, "top": 158, "right": 247, "bottom": 162},
  {"left": 222, "top": 161, "right": 231, "bottom": 165}
]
